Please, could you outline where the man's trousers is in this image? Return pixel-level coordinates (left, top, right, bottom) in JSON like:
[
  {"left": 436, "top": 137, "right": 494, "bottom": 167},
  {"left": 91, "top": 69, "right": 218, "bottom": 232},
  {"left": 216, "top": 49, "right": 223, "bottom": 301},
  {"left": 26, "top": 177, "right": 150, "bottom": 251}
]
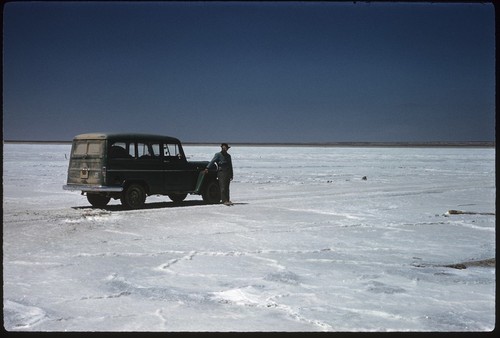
[{"left": 217, "top": 170, "right": 231, "bottom": 203}]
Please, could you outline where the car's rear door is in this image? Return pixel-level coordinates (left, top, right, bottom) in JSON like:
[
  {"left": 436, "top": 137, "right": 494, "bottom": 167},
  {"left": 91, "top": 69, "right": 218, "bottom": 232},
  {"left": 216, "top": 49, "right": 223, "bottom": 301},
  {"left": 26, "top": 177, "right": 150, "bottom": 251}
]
[{"left": 135, "top": 141, "right": 165, "bottom": 195}]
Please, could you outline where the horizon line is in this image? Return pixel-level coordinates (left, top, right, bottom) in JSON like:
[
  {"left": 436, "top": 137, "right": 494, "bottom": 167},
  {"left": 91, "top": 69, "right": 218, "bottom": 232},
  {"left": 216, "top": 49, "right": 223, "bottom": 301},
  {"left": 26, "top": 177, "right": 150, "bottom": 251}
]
[{"left": 3, "top": 140, "right": 495, "bottom": 148}]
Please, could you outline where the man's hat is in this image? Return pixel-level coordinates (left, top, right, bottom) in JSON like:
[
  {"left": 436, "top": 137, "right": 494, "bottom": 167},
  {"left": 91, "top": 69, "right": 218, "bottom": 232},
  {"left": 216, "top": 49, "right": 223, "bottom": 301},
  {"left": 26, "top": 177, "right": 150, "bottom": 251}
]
[{"left": 221, "top": 143, "right": 231, "bottom": 149}]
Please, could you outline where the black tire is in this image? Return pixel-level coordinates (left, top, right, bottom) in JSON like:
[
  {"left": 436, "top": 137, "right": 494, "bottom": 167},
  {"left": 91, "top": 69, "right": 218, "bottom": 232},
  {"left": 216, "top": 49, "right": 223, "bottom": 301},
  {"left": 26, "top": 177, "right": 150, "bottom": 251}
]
[
  {"left": 120, "top": 184, "right": 146, "bottom": 209},
  {"left": 168, "top": 193, "right": 187, "bottom": 203},
  {"left": 87, "top": 194, "right": 111, "bottom": 208},
  {"left": 202, "top": 180, "right": 221, "bottom": 204}
]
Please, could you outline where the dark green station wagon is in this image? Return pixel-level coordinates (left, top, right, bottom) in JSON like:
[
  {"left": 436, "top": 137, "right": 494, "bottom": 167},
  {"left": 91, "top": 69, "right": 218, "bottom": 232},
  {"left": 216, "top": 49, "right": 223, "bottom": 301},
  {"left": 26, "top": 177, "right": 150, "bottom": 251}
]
[{"left": 63, "top": 133, "right": 221, "bottom": 209}]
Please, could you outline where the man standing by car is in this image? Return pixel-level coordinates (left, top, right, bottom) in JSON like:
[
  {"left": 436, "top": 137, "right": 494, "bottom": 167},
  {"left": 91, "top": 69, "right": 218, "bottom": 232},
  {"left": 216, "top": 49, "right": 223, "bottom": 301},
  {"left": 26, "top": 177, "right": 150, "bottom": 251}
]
[{"left": 204, "top": 143, "right": 233, "bottom": 205}]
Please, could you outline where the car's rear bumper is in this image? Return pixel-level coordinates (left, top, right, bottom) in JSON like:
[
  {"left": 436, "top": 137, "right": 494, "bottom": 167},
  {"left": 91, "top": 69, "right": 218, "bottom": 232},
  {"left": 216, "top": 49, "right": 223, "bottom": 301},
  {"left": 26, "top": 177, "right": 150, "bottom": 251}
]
[{"left": 63, "top": 185, "right": 123, "bottom": 192}]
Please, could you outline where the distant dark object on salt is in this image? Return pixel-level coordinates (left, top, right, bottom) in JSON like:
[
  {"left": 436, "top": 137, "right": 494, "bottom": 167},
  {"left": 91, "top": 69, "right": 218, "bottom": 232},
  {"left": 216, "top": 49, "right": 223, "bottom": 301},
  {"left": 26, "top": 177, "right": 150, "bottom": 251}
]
[
  {"left": 448, "top": 210, "right": 495, "bottom": 216},
  {"left": 362, "top": 176, "right": 367, "bottom": 180}
]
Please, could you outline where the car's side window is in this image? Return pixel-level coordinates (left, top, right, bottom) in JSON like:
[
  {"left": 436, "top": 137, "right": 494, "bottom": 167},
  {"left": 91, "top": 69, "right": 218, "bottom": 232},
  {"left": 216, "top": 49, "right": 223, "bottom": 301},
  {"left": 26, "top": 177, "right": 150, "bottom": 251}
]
[
  {"left": 128, "top": 143, "right": 136, "bottom": 158},
  {"left": 109, "top": 142, "right": 134, "bottom": 159},
  {"left": 165, "top": 143, "right": 181, "bottom": 159},
  {"left": 138, "top": 142, "right": 162, "bottom": 159},
  {"left": 151, "top": 143, "right": 162, "bottom": 157}
]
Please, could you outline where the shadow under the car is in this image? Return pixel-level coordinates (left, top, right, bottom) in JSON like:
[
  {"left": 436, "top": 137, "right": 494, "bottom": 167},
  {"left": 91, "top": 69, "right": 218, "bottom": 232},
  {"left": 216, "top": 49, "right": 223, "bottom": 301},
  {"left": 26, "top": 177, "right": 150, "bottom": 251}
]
[
  {"left": 72, "top": 200, "right": 248, "bottom": 211},
  {"left": 73, "top": 200, "right": 208, "bottom": 211}
]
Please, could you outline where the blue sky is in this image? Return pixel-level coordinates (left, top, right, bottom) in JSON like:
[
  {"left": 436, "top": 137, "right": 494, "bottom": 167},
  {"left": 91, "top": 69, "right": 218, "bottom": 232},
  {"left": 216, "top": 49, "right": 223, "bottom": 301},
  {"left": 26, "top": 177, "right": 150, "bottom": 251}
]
[{"left": 3, "top": 1, "right": 495, "bottom": 143}]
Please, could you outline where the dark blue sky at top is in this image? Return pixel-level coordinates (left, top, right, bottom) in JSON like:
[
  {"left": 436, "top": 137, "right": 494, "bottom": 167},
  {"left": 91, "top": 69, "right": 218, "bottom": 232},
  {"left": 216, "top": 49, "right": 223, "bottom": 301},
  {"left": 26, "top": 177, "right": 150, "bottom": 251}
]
[{"left": 3, "top": 1, "right": 495, "bottom": 143}]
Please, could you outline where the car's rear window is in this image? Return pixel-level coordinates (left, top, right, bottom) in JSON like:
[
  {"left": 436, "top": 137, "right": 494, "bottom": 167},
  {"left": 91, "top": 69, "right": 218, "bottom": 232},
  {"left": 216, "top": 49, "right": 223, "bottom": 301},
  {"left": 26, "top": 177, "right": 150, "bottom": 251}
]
[{"left": 72, "top": 140, "right": 104, "bottom": 157}]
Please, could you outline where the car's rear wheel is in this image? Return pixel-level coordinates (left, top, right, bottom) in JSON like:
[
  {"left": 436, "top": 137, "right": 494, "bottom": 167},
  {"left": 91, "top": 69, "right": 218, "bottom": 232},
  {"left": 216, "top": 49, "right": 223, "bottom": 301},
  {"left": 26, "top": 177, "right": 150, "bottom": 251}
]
[
  {"left": 121, "top": 184, "right": 146, "bottom": 209},
  {"left": 202, "top": 180, "right": 221, "bottom": 204},
  {"left": 168, "top": 193, "right": 187, "bottom": 203},
  {"left": 87, "top": 194, "right": 111, "bottom": 208}
]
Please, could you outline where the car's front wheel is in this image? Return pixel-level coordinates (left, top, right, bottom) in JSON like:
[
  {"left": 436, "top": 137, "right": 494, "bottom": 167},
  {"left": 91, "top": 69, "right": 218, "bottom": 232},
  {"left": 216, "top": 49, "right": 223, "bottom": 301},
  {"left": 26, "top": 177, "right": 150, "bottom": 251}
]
[
  {"left": 121, "top": 184, "right": 146, "bottom": 209},
  {"left": 87, "top": 194, "right": 111, "bottom": 208},
  {"left": 202, "top": 180, "right": 221, "bottom": 204}
]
